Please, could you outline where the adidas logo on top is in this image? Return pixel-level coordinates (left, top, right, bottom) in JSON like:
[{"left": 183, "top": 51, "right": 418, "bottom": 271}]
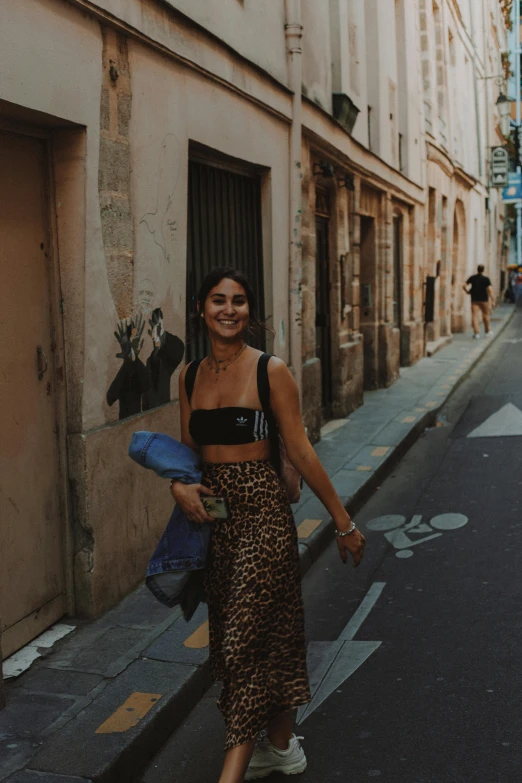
[{"left": 236, "top": 416, "right": 248, "bottom": 427}]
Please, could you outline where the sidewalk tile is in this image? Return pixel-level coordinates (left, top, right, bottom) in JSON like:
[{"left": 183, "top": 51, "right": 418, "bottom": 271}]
[
  {"left": 144, "top": 606, "right": 209, "bottom": 665},
  {"left": 29, "top": 659, "right": 200, "bottom": 780}
]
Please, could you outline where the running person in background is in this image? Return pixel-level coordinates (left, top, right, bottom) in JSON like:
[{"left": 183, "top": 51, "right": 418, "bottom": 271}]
[{"left": 463, "top": 265, "right": 495, "bottom": 339}]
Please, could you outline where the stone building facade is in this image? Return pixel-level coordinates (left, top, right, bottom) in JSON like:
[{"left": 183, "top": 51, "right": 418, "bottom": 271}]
[{"left": 0, "top": 0, "right": 508, "bottom": 676}]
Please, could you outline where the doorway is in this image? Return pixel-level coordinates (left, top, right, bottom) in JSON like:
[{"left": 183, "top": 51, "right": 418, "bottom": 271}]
[
  {"left": 0, "top": 130, "right": 66, "bottom": 658},
  {"left": 393, "top": 215, "right": 403, "bottom": 329},
  {"left": 360, "top": 215, "right": 377, "bottom": 389},
  {"left": 315, "top": 189, "right": 333, "bottom": 419}
]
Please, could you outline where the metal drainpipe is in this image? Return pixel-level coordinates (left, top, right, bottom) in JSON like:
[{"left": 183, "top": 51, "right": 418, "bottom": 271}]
[
  {"left": 469, "top": 0, "right": 484, "bottom": 179},
  {"left": 284, "top": 0, "right": 303, "bottom": 396}
]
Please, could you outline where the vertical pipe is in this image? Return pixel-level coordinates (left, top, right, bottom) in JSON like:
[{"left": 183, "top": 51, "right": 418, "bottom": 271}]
[
  {"left": 284, "top": 0, "right": 303, "bottom": 395},
  {"left": 515, "top": 0, "right": 522, "bottom": 270},
  {"left": 469, "top": 0, "right": 483, "bottom": 178}
]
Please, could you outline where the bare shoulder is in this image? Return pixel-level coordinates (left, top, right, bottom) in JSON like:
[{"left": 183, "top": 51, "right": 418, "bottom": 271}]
[{"left": 267, "top": 355, "right": 296, "bottom": 388}]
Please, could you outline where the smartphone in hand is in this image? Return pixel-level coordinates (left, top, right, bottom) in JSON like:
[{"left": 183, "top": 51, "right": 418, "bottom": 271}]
[{"left": 202, "top": 496, "right": 229, "bottom": 519}]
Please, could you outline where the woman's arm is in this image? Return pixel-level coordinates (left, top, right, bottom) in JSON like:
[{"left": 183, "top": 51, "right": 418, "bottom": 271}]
[
  {"left": 268, "top": 359, "right": 365, "bottom": 566},
  {"left": 171, "top": 365, "right": 214, "bottom": 524}
]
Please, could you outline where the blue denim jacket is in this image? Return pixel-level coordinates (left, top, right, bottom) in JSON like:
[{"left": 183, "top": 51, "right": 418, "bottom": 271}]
[{"left": 128, "top": 432, "right": 211, "bottom": 619}]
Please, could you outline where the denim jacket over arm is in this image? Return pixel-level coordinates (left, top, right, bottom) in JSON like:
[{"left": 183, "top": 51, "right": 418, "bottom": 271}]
[{"left": 128, "top": 431, "right": 211, "bottom": 619}]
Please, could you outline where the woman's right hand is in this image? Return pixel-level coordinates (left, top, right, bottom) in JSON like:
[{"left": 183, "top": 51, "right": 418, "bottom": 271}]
[{"left": 170, "top": 481, "right": 215, "bottom": 524}]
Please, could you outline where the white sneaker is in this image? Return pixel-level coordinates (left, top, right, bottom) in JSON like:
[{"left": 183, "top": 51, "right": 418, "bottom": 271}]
[
  {"left": 245, "top": 733, "right": 307, "bottom": 780},
  {"left": 486, "top": 331, "right": 494, "bottom": 337},
  {"left": 473, "top": 334, "right": 480, "bottom": 340}
]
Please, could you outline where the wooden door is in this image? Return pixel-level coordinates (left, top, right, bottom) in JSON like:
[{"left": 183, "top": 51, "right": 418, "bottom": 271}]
[{"left": 0, "top": 131, "right": 66, "bottom": 658}]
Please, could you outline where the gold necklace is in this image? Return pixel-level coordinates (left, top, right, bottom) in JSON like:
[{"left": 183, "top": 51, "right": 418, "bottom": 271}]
[{"left": 207, "top": 343, "right": 247, "bottom": 380}]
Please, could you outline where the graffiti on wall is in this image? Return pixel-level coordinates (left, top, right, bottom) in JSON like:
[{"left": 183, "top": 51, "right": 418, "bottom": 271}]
[{"left": 106, "top": 307, "right": 184, "bottom": 420}]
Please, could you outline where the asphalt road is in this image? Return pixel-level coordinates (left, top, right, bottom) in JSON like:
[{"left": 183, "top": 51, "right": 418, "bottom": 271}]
[{"left": 142, "top": 311, "right": 522, "bottom": 783}]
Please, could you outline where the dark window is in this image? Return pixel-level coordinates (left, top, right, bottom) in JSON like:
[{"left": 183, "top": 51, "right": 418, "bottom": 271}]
[{"left": 186, "top": 159, "right": 265, "bottom": 360}]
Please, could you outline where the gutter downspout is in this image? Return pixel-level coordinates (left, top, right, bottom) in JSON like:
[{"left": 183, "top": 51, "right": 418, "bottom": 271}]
[
  {"left": 284, "top": 0, "right": 303, "bottom": 395},
  {"left": 469, "top": 0, "right": 484, "bottom": 179}
]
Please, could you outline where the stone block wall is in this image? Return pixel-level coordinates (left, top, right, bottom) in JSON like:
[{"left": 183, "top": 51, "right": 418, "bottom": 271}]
[{"left": 99, "top": 27, "right": 134, "bottom": 319}]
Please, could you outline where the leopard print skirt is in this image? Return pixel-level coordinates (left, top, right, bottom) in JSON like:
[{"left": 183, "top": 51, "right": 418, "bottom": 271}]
[{"left": 201, "top": 459, "right": 311, "bottom": 750}]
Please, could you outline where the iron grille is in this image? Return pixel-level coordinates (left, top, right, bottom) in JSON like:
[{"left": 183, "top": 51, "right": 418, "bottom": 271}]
[{"left": 186, "top": 159, "right": 265, "bottom": 361}]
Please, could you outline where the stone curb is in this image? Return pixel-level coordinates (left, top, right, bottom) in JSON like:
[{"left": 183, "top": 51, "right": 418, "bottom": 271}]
[{"left": 9, "top": 307, "right": 514, "bottom": 783}]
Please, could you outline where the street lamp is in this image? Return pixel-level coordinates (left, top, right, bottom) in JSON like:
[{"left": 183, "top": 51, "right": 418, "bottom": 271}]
[{"left": 496, "top": 92, "right": 511, "bottom": 137}]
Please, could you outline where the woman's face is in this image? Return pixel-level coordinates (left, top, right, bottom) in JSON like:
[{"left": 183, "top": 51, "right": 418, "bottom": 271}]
[{"left": 201, "top": 277, "right": 250, "bottom": 341}]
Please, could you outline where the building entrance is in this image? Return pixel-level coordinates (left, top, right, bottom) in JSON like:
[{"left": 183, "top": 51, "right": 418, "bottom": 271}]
[
  {"left": 315, "top": 189, "right": 333, "bottom": 419},
  {"left": 0, "top": 130, "right": 66, "bottom": 657}
]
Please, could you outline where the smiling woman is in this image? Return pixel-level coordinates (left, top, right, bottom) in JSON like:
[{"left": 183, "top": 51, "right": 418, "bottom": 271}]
[{"left": 172, "top": 267, "right": 365, "bottom": 783}]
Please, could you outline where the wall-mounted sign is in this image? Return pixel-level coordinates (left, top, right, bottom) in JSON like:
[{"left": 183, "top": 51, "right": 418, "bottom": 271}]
[
  {"left": 491, "top": 146, "right": 509, "bottom": 188},
  {"left": 502, "top": 171, "right": 522, "bottom": 203}
]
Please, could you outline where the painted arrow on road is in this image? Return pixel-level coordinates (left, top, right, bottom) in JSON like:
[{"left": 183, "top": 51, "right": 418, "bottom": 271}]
[{"left": 297, "top": 582, "right": 385, "bottom": 725}]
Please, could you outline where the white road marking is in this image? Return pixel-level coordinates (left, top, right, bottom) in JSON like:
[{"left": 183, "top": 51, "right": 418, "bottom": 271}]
[
  {"left": 467, "top": 403, "right": 522, "bottom": 438},
  {"left": 297, "top": 583, "right": 385, "bottom": 725},
  {"left": 366, "top": 514, "right": 469, "bottom": 558},
  {"left": 430, "top": 513, "right": 469, "bottom": 530},
  {"left": 366, "top": 515, "right": 406, "bottom": 532}
]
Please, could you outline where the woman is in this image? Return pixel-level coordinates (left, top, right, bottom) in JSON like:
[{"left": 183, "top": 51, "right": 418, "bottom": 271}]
[{"left": 172, "top": 268, "right": 365, "bottom": 783}]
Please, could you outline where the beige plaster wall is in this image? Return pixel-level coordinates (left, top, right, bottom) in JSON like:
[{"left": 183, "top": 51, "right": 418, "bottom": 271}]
[
  {"left": 71, "top": 0, "right": 291, "bottom": 112},
  {"left": 70, "top": 404, "right": 181, "bottom": 616},
  {"left": 128, "top": 39, "right": 291, "bottom": 364},
  {"left": 301, "top": 0, "right": 332, "bottom": 112}
]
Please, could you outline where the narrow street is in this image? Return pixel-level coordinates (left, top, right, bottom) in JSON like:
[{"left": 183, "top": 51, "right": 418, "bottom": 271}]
[{"left": 142, "top": 310, "right": 522, "bottom": 783}]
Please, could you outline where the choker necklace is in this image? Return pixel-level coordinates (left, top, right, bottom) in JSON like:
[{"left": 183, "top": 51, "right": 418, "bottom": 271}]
[{"left": 207, "top": 343, "right": 247, "bottom": 380}]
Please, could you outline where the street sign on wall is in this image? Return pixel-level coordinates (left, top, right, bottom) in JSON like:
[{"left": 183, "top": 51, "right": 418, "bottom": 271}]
[
  {"left": 491, "top": 146, "right": 509, "bottom": 188},
  {"left": 503, "top": 171, "right": 522, "bottom": 203}
]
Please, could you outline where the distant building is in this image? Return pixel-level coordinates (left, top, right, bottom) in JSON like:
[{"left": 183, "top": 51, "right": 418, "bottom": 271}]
[{"left": 0, "top": 0, "right": 509, "bottom": 684}]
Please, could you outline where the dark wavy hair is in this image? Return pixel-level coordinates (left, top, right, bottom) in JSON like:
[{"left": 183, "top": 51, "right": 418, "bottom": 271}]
[{"left": 190, "top": 267, "right": 272, "bottom": 343}]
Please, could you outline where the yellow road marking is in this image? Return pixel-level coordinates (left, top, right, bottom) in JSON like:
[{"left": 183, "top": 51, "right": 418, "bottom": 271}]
[
  {"left": 425, "top": 402, "right": 437, "bottom": 408},
  {"left": 297, "top": 519, "right": 322, "bottom": 539},
  {"left": 184, "top": 620, "right": 209, "bottom": 649},
  {"left": 402, "top": 416, "right": 416, "bottom": 423},
  {"left": 95, "top": 692, "right": 162, "bottom": 734},
  {"left": 415, "top": 408, "right": 425, "bottom": 412},
  {"left": 357, "top": 465, "right": 373, "bottom": 472},
  {"left": 448, "top": 376, "right": 457, "bottom": 380},
  {"left": 371, "top": 447, "right": 390, "bottom": 457},
  {"left": 441, "top": 385, "right": 450, "bottom": 389}
]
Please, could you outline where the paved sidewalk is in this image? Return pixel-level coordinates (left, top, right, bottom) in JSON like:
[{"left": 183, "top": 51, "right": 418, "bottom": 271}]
[{"left": 0, "top": 305, "right": 513, "bottom": 783}]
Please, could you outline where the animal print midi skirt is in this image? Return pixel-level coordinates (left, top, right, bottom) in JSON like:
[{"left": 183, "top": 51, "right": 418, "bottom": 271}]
[{"left": 201, "top": 459, "right": 311, "bottom": 750}]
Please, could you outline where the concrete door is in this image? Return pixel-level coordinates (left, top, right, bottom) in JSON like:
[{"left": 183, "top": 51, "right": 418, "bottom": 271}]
[{"left": 0, "top": 130, "right": 66, "bottom": 658}]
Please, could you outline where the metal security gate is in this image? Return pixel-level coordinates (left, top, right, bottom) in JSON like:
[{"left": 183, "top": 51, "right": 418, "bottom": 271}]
[{"left": 186, "top": 159, "right": 265, "bottom": 360}]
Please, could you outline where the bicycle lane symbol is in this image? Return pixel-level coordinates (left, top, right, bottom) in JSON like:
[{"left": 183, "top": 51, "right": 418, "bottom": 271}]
[{"left": 366, "top": 514, "right": 469, "bottom": 558}]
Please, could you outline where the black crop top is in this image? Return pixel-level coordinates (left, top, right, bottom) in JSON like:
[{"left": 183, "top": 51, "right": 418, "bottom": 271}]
[{"left": 186, "top": 354, "right": 278, "bottom": 447}]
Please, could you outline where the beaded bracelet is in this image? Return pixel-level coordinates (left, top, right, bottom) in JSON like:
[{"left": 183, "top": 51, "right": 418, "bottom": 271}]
[{"left": 334, "top": 520, "right": 356, "bottom": 537}]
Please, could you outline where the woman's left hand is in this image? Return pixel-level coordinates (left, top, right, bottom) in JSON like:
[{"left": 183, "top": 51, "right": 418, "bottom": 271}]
[{"left": 336, "top": 526, "right": 366, "bottom": 567}]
